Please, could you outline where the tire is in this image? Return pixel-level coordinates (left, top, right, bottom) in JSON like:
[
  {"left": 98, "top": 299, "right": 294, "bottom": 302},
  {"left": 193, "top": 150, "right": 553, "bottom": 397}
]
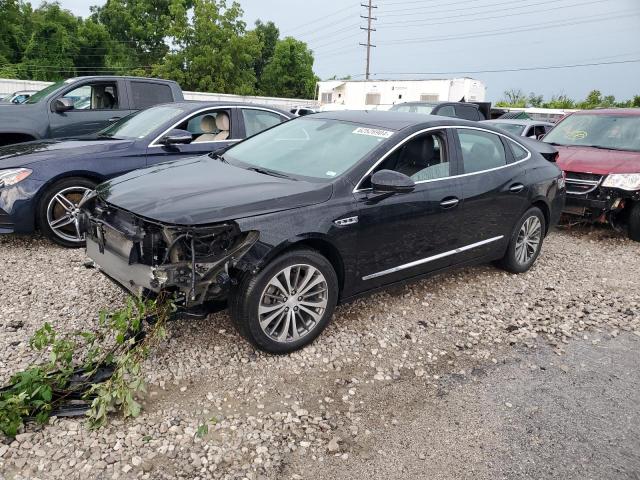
[
  {"left": 628, "top": 202, "right": 640, "bottom": 242},
  {"left": 229, "top": 248, "right": 339, "bottom": 353},
  {"left": 496, "top": 206, "right": 546, "bottom": 273},
  {"left": 37, "top": 177, "right": 97, "bottom": 248}
]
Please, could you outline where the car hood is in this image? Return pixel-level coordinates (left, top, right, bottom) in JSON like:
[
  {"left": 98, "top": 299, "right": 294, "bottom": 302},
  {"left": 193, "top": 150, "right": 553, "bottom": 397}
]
[
  {"left": 98, "top": 156, "right": 333, "bottom": 225},
  {"left": 0, "top": 138, "right": 136, "bottom": 169},
  {"left": 554, "top": 145, "right": 640, "bottom": 175}
]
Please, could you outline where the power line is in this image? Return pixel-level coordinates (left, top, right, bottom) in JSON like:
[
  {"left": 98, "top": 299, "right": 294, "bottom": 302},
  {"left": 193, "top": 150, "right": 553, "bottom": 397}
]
[
  {"left": 360, "top": 0, "right": 377, "bottom": 80},
  {"left": 377, "top": 0, "right": 610, "bottom": 28},
  {"left": 354, "top": 59, "right": 640, "bottom": 77},
  {"left": 285, "top": 3, "right": 361, "bottom": 34},
  {"left": 381, "top": 10, "right": 638, "bottom": 45}
]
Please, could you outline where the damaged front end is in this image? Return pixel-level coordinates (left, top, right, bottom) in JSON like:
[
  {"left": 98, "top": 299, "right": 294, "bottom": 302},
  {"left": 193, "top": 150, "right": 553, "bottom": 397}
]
[{"left": 79, "top": 194, "right": 258, "bottom": 307}]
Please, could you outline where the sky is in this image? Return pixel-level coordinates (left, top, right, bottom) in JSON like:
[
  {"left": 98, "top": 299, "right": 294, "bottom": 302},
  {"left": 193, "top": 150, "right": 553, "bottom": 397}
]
[{"left": 58, "top": 0, "right": 640, "bottom": 102}]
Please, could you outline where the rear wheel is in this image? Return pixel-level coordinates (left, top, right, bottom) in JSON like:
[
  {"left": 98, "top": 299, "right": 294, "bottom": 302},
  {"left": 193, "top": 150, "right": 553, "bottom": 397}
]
[
  {"left": 37, "top": 177, "right": 96, "bottom": 248},
  {"left": 497, "top": 206, "right": 546, "bottom": 273},
  {"left": 229, "top": 249, "right": 339, "bottom": 353},
  {"left": 628, "top": 202, "right": 640, "bottom": 242}
]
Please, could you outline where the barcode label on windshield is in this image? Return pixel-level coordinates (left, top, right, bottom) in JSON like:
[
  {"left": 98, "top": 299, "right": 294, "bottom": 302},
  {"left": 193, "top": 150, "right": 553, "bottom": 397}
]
[{"left": 352, "top": 127, "right": 394, "bottom": 138}]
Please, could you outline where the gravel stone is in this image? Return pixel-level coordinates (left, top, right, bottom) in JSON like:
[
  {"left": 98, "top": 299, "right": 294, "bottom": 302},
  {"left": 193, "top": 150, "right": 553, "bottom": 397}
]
[{"left": 1, "top": 227, "right": 639, "bottom": 479}]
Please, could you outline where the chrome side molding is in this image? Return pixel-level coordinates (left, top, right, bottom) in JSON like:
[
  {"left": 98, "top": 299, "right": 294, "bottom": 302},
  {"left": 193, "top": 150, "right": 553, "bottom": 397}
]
[{"left": 362, "top": 235, "right": 504, "bottom": 281}]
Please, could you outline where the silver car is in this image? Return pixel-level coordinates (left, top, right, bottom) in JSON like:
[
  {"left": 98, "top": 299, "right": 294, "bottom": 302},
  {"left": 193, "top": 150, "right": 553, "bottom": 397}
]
[{"left": 482, "top": 119, "right": 554, "bottom": 139}]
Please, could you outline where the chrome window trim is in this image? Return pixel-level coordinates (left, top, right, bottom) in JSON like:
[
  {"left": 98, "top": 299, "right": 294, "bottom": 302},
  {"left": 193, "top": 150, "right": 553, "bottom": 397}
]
[
  {"left": 362, "top": 235, "right": 504, "bottom": 281},
  {"left": 148, "top": 105, "right": 289, "bottom": 148},
  {"left": 353, "top": 125, "right": 532, "bottom": 193}
]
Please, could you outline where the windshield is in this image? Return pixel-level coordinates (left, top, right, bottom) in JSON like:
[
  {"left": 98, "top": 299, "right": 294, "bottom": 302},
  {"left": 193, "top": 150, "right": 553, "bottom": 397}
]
[
  {"left": 24, "top": 81, "right": 67, "bottom": 104},
  {"left": 97, "top": 105, "right": 186, "bottom": 139},
  {"left": 225, "top": 118, "right": 394, "bottom": 181},
  {"left": 391, "top": 104, "right": 435, "bottom": 115},
  {"left": 544, "top": 114, "right": 640, "bottom": 152},
  {"left": 488, "top": 122, "right": 526, "bottom": 135}
]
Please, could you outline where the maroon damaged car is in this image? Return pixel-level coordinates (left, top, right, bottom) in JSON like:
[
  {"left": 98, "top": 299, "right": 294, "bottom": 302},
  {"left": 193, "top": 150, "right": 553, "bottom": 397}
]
[{"left": 543, "top": 109, "right": 640, "bottom": 241}]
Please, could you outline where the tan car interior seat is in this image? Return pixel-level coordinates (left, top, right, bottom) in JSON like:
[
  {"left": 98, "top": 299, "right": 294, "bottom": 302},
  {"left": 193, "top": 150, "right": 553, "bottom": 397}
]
[{"left": 194, "top": 112, "right": 230, "bottom": 143}]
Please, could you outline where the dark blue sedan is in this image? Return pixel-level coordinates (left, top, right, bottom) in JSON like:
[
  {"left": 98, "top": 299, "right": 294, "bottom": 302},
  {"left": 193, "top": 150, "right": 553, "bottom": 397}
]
[{"left": 0, "top": 101, "right": 292, "bottom": 246}]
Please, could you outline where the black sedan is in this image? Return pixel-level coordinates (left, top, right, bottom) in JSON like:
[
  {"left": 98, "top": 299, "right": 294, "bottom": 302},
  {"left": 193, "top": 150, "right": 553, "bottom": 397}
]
[
  {"left": 0, "top": 101, "right": 291, "bottom": 246},
  {"left": 80, "top": 111, "right": 565, "bottom": 353}
]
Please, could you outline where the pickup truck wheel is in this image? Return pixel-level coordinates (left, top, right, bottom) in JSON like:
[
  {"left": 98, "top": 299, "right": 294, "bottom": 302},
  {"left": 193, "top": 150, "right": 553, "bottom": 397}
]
[
  {"left": 38, "top": 177, "right": 97, "bottom": 248},
  {"left": 496, "top": 206, "right": 546, "bottom": 273},
  {"left": 229, "top": 249, "right": 339, "bottom": 354},
  {"left": 628, "top": 202, "right": 640, "bottom": 242}
]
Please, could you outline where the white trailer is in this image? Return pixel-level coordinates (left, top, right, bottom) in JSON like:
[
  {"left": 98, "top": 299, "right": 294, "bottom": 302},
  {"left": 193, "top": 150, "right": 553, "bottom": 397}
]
[{"left": 317, "top": 78, "right": 486, "bottom": 111}]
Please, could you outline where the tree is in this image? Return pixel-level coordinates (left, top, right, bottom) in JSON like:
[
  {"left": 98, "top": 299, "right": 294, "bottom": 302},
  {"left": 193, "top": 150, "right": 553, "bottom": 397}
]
[
  {"left": 528, "top": 92, "right": 544, "bottom": 108},
  {"left": 253, "top": 20, "right": 279, "bottom": 92},
  {"left": 495, "top": 88, "right": 526, "bottom": 107},
  {"left": 0, "top": 0, "right": 31, "bottom": 65},
  {"left": 153, "top": 0, "right": 260, "bottom": 94},
  {"left": 578, "top": 89, "right": 602, "bottom": 109},
  {"left": 260, "top": 37, "right": 317, "bottom": 98},
  {"left": 21, "top": 2, "right": 82, "bottom": 80},
  {"left": 91, "top": 0, "right": 186, "bottom": 73},
  {"left": 543, "top": 94, "right": 575, "bottom": 109}
]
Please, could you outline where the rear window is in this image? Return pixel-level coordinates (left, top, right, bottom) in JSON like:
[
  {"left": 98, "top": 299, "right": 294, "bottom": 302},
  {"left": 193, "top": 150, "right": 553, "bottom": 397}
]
[
  {"left": 130, "top": 82, "right": 174, "bottom": 109},
  {"left": 455, "top": 105, "right": 480, "bottom": 121}
]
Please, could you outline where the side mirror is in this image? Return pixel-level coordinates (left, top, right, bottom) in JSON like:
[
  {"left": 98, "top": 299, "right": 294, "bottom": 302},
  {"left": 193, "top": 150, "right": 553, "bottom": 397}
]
[
  {"left": 371, "top": 169, "right": 415, "bottom": 194},
  {"left": 52, "top": 98, "right": 75, "bottom": 113},
  {"left": 160, "top": 129, "right": 193, "bottom": 145}
]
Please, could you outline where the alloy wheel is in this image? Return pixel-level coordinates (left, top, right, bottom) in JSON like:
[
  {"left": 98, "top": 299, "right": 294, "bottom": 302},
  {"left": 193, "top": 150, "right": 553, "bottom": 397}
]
[
  {"left": 46, "top": 186, "right": 93, "bottom": 244},
  {"left": 258, "top": 264, "right": 329, "bottom": 343},
  {"left": 515, "top": 216, "right": 542, "bottom": 265}
]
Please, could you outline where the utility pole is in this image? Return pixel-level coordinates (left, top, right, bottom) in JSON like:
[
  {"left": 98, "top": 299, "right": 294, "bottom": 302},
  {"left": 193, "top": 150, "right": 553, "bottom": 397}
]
[{"left": 360, "top": 0, "right": 377, "bottom": 80}]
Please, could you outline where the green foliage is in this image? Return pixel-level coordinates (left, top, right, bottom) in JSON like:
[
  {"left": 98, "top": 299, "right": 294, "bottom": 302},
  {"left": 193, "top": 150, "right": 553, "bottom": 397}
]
[
  {"left": 153, "top": 0, "right": 261, "bottom": 94},
  {"left": 0, "top": 0, "right": 319, "bottom": 98},
  {"left": 195, "top": 423, "right": 209, "bottom": 438},
  {"left": 259, "top": 37, "right": 318, "bottom": 99},
  {"left": 0, "top": 297, "right": 173, "bottom": 437},
  {"left": 498, "top": 89, "right": 638, "bottom": 110}
]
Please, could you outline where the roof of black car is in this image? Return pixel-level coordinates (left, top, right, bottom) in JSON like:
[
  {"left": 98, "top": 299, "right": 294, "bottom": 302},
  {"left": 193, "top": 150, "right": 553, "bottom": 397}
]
[
  {"left": 311, "top": 109, "right": 475, "bottom": 130},
  {"left": 156, "top": 101, "right": 291, "bottom": 115}
]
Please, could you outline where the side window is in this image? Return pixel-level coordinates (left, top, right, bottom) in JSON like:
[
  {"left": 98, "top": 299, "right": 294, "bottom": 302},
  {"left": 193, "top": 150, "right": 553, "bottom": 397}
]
[
  {"left": 242, "top": 109, "right": 284, "bottom": 137},
  {"left": 437, "top": 105, "right": 456, "bottom": 118},
  {"left": 130, "top": 82, "right": 173, "bottom": 109},
  {"left": 61, "top": 82, "right": 119, "bottom": 110},
  {"left": 455, "top": 105, "right": 480, "bottom": 121},
  {"left": 361, "top": 131, "right": 450, "bottom": 188},
  {"left": 458, "top": 129, "right": 507, "bottom": 173},
  {"left": 174, "top": 109, "right": 232, "bottom": 143},
  {"left": 508, "top": 140, "right": 529, "bottom": 161},
  {"left": 532, "top": 125, "right": 546, "bottom": 138}
]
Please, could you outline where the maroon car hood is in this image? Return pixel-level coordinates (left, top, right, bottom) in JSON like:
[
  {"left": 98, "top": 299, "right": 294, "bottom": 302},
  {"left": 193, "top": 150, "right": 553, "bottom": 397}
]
[{"left": 556, "top": 146, "right": 640, "bottom": 174}]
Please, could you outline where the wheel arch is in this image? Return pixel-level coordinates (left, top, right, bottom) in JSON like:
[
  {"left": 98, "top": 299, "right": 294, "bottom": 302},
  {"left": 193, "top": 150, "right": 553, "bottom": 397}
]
[
  {"left": 250, "top": 234, "right": 346, "bottom": 293},
  {"left": 0, "top": 132, "right": 39, "bottom": 147},
  {"left": 530, "top": 196, "right": 551, "bottom": 235}
]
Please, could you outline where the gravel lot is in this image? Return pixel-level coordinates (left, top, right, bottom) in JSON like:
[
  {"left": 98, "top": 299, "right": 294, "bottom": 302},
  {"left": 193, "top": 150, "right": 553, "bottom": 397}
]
[{"left": 1, "top": 226, "right": 639, "bottom": 479}]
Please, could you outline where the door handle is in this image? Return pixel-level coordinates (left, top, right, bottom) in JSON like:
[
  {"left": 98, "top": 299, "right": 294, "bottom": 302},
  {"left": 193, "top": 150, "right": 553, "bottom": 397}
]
[
  {"left": 108, "top": 117, "right": 121, "bottom": 122},
  {"left": 440, "top": 197, "right": 460, "bottom": 209},
  {"left": 509, "top": 183, "right": 525, "bottom": 193}
]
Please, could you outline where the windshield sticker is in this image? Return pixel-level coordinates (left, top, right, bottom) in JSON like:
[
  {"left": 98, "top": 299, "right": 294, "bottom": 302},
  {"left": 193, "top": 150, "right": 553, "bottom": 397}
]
[
  {"left": 565, "top": 130, "right": 588, "bottom": 140},
  {"left": 353, "top": 127, "right": 394, "bottom": 138},
  {"left": 326, "top": 171, "right": 337, "bottom": 177}
]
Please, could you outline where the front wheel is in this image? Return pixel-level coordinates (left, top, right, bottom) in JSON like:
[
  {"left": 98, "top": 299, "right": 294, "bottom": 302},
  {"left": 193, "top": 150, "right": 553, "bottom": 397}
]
[
  {"left": 37, "top": 177, "right": 97, "bottom": 248},
  {"left": 229, "top": 249, "right": 339, "bottom": 353},
  {"left": 497, "top": 206, "right": 546, "bottom": 273}
]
